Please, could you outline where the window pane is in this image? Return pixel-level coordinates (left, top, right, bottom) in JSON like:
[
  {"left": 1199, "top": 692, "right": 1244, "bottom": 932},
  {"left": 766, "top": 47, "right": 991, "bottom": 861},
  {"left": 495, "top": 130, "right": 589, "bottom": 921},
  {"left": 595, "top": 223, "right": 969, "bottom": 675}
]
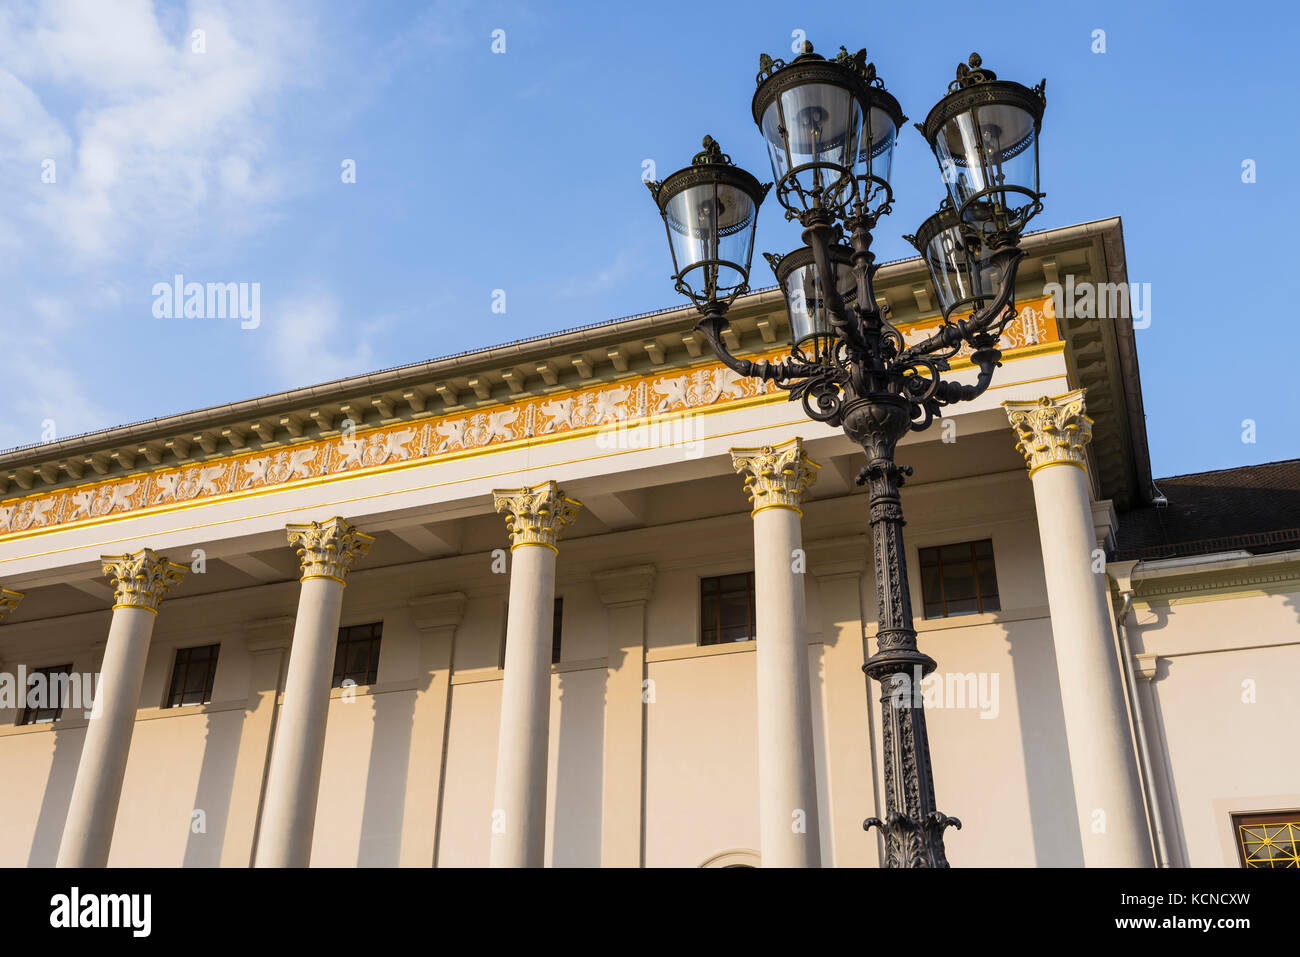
[
  {"left": 946, "top": 597, "right": 979, "bottom": 616},
  {"left": 700, "top": 573, "right": 756, "bottom": 644},
  {"left": 920, "top": 564, "right": 943, "bottom": 606},
  {"left": 920, "top": 539, "right": 998, "bottom": 620},
  {"left": 938, "top": 543, "right": 971, "bottom": 564},
  {"left": 333, "top": 624, "right": 383, "bottom": 688},
  {"left": 1235, "top": 813, "right": 1300, "bottom": 868},
  {"left": 941, "top": 565, "right": 976, "bottom": 602},
  {"left": 167, "top": 645, "right": 220, "bottom": 707},
  {"left": 20, "top": 665, "right": 73, "bottom": 725}
]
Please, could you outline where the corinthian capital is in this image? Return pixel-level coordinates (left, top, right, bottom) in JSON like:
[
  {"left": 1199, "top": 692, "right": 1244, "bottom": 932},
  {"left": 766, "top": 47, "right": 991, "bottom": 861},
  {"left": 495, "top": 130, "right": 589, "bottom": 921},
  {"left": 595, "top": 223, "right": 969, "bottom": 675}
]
[
  {"left": 101, "top": 549, "right": 187, "bottom": 613},
  {"left": 1003, "top": 389, "right": 1093, "bottom": 476},
  {"left": 730, "top": 437, "right": 821, "bottom": 514},
  {"left": 286, "top": 517, "right": 375, "bottom": 583},
  {"left": 0, "top": 588, "right": 24, "bottom": 622},
  {"left": 492, "top": 481, "right": 582, "bottom": 551}
]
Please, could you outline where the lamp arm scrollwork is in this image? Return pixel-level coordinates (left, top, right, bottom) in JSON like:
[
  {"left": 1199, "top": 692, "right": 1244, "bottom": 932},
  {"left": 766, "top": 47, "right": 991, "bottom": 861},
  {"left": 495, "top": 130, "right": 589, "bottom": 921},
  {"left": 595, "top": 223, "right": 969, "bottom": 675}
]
[
  {"left": 931, "top": 347, "right": 1001, "bottom": 405},
  {"left": 695, "top": 303, "right": 819, "bottom": 384},
  {"left": 899, "top": 244, "right": 1026, "bottom": 363}
]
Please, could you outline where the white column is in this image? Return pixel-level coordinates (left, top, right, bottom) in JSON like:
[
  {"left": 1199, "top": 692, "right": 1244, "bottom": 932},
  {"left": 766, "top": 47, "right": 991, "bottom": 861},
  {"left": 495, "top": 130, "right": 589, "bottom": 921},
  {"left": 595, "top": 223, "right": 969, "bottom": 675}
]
[
  {"left": 1004, "top": 390, "right": 1153, "bottom": 867},
  {"left": 489, "top": 481, "right": 582, "bottom": 868},
  {"left": 731, "top": 438, "right": 822, "bottom": 868},
  {"left": 254, "top": 517, "right": 373, "bottom": 868},
  {"left": 57, "top": 549, "right": 186, "bottom": 867}
]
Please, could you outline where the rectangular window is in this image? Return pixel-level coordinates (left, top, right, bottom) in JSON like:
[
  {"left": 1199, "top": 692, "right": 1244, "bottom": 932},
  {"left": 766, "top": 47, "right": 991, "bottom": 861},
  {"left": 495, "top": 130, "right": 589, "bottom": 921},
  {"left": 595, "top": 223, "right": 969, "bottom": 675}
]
[
  {"left": 166, "top": 644, "right": 221, "bottom": 708},
  {"left": 1234, "top": 811, "right": 1300, "bottom": 868},
  {"left": 333, "top": 622, "right": 382, "bottom": 688},
  {"left": 700, "top": 572, "right": 757, "bottom": 645},
  {"left": 919, "top": 539, "right": 1000, "bottom": 619},
  {"left": 18, "top": 663, "right": 73, "bottom": 725}
]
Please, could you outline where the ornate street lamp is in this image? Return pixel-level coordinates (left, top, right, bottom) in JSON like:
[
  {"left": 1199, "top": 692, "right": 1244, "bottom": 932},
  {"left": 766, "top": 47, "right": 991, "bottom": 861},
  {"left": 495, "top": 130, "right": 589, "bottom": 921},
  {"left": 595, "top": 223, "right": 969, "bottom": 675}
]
[
  {"left": 764, "top": 242, "right": 857, "bottom": 364},
  {"left": 647, "top": 43, "right": 1046, "bottom": 867}
]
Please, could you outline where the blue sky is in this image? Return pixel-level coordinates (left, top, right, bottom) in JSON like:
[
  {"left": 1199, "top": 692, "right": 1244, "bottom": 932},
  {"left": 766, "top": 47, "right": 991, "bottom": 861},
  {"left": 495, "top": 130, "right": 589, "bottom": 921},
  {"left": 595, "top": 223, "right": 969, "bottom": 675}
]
[{"left": 0, "top": 0, "right": 1294, "bottom": 479}]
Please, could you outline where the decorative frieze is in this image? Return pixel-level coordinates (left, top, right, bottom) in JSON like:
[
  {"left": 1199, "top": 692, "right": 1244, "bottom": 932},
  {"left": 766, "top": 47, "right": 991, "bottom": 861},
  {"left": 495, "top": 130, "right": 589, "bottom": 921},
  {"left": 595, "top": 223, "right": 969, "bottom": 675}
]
[
  {"left": 285, "top": 517, "right": 374, "bottom": 583},
  {"left": 0, "top": 296, "right": 1059, "bottom": 540},
  {"left": 101, "top": 549, "right": 187, "bottom": 613},
  {"left": 730, "top": 437, "right": 821, "bottom": 514},
  {"left": 1004, "top": 389, "right": 1093, "bottom": 476},
  {"left": 492, "top": 481, "right": 582, "bottom": 551}
]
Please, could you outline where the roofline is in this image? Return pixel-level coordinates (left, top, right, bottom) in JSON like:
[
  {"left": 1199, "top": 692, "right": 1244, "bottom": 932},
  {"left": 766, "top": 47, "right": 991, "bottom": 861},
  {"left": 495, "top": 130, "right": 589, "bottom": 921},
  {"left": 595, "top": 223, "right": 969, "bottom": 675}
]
[
  {"left": 1149, "top": 457, "right": 1300, "bottom": 484},
  {"left": 0, "top": 216, "right": 1129, "bottom": 471}
]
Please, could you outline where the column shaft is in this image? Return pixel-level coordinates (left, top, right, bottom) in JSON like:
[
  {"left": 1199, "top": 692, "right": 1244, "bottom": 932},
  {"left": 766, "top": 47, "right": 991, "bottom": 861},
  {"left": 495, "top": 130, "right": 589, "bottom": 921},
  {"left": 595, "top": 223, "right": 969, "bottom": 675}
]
[
  {"left": 57, "top": 606, "right": 157, "bottom": 867},
  {"left": 254, "top": 577, "right": 345, "bottom": 867},
  {"left": 753, "top": 505, "right": 821, "bottom": 867},
  {"left": 490, "top": 544, "right": 556, "bottom": 867},
  {"left": 58, "top": 548, "right": 185, "bottom": 868},
  {"left": 731, "top": 438, "right": 822, "bottom": 868},
  {"left": 254, "top": 516, "right": 372, "bottom": 868},
  {"left": 1006, "top": 390, "right": 1152, "bottom": 867},
  {"left": 1031, "top": 463, "right": 1152, "bottom": 866},
  {"left": 488, "top": 481, "right": 581, "bottom": 868}
]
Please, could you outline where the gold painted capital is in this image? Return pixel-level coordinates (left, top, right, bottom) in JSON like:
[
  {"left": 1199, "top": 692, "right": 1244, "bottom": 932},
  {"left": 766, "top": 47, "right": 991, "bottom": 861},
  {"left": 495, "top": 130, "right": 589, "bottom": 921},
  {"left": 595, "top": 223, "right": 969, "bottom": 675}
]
[
  {"left": 286, "top": 516, "right": 374, "bottom": 583},
  {"left": 1003, "top": 389, "right": 1093, "bottom": 477},
  {"left": 492, "top": 481, "right": 582, "bottom": 550},
  {"left": 101, "top": 549, "right": 187, "bottom": 613},
  {"left": 730, "top": 437, "right": 821, "bottom": 514},
  {"left": 0, "top": 588, "right": 24, "bottom": 622}
]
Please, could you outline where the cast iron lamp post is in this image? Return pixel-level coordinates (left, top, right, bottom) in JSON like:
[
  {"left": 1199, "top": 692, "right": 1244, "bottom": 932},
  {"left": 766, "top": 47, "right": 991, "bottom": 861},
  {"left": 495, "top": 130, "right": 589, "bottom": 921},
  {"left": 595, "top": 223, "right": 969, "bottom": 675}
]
[{"left": 647, "top": 45, "right": 1045, "bottom": 867}]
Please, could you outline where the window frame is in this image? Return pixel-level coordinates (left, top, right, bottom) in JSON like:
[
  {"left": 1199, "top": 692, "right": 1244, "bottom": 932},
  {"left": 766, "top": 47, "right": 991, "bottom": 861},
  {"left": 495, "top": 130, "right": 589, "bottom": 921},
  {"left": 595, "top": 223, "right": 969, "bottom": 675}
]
[
  {"left": 332, "top": 621, "right": 383, "bottom": 689},
  {"left": 699, "top": 571, "right": 758, "bottom": 645},
  {"left": 17, "top": 663, "right": 75, "bottom": 726},
  {"left": 164, "top": 643, "right": 222, "bottom": 709},
  {"left": 1232, "top": 810, "right": 1300, "bottom": 868},
  {"left": 917, "top": 538, "right": 1001, "bottom": 620}
]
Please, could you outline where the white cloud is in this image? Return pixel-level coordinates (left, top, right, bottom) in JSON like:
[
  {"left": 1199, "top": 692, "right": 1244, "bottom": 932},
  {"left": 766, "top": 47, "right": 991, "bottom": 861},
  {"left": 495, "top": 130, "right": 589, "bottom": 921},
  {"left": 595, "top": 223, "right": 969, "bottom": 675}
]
[
  {"left": 0, "top": 0, "right": 322, "bottom": 446},
  {"left": 263, "top": 291, "right": 377, "bottom": 389},
  {"left": 0, "top": 322, "right": 112, "bottom": 452},
  {"left": 0, "top": 0, "right": 315, "bottom": 261}
]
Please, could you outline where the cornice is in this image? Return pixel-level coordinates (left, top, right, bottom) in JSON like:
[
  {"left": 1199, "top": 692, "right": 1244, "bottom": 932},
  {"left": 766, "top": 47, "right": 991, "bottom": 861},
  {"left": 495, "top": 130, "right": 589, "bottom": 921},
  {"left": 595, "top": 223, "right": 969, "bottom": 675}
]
[
  {"left": 0, "top": 297, "right": 1061, "bottom": 544},
  {"left": 0, "top": 219, "right": 1119, "bottom": 497},
  {"left": 1130, "top": 558, "right": 1300, "bottom": 605}
]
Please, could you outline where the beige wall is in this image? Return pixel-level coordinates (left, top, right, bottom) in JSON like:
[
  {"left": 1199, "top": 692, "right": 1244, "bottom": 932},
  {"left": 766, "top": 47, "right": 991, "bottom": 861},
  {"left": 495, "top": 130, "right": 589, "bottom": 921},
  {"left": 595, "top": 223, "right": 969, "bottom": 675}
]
[
  {"left": 1128, "top": 586, "right": 1300, "bottom": 866},
  {"left": 1, "top": 476, "right": 1296, "bottom": 868}
]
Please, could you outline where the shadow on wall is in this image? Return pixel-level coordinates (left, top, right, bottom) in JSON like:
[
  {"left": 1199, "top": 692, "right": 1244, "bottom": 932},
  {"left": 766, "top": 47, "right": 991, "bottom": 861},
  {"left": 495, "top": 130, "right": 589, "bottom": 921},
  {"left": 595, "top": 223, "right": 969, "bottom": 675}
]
[
  {"left": 1003, "top": 620, "right": 1085, "bottom": 866},
  {"left": 357, "top": 689, "right": 415, "bottom": 867},
  {"left": 27, "top": 725, "right": 84, "bottom": 866},
  {"left": 551, "top": 668, "right": 605, "bottom": 867},
  {"left": 181, "top": 711, "right": 241, "bottom": 866}
]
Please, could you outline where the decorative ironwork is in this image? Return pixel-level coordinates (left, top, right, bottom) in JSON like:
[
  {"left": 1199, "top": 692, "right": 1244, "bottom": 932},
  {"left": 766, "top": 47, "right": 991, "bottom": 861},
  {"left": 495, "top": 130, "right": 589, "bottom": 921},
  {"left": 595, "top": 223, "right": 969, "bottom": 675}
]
[{"left": 649, "top": 41, "right": 1049, "bottom": 868}]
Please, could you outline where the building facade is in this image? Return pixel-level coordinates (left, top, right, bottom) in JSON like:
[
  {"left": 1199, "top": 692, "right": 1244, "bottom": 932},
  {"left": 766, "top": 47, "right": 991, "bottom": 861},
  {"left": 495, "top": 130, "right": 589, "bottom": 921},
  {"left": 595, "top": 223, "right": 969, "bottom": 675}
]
[{"left": 0, "top": 217, "right": 1296, "bottom": 868}]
